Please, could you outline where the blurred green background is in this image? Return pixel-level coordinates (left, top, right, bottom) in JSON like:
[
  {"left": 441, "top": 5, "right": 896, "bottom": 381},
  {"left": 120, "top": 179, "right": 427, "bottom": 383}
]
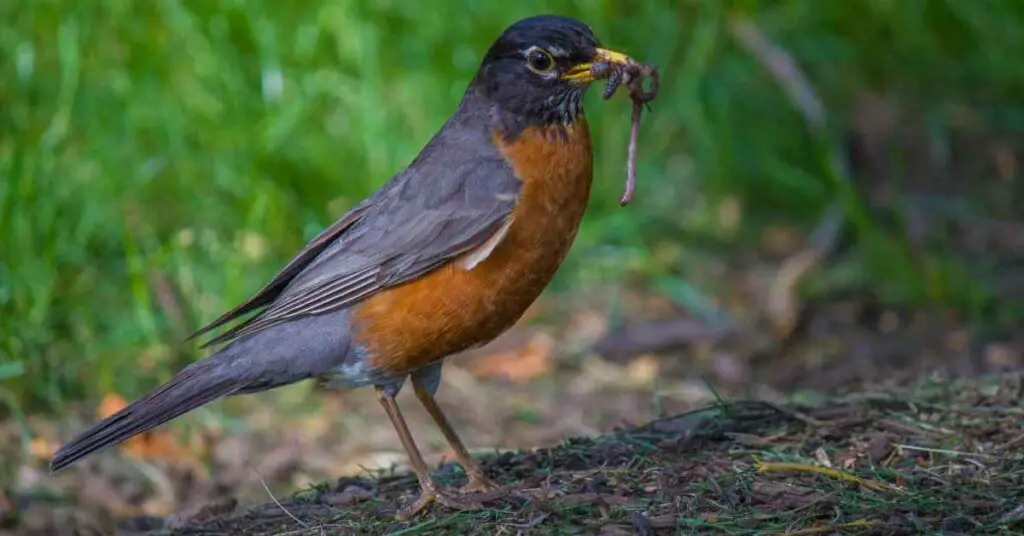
[{"left": 2, "top": 0, "right": 1022, "bottom": 417}]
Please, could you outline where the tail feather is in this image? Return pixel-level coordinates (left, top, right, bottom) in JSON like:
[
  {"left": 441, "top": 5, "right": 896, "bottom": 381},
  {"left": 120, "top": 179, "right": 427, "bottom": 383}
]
[
  {"left": 50, "top": 305, "right": 356, "bottom": 473},
  {"left": 49, "top": 363, "right": 245, "bottom": 473}
]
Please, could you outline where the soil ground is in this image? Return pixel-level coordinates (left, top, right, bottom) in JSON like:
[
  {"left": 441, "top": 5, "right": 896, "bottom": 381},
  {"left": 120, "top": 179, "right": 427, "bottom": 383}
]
[{"left": 139, "top": 374, "right": 1024, "bottom": 535}]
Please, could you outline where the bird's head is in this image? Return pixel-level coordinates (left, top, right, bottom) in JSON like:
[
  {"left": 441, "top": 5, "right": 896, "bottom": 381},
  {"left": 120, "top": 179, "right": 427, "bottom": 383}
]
[{"left": 474, "top": 15, "right": 638, "bottom": 131}]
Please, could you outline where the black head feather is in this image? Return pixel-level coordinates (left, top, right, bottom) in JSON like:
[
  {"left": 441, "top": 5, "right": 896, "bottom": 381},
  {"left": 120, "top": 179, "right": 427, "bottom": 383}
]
[{"left": 474, "top": 15, "right": 603, "bottom": 133}]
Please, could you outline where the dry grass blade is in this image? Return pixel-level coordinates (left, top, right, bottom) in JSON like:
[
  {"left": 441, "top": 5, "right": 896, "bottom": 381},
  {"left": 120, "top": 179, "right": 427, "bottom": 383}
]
[
  {"left": 728, "top": 15, "right": 849, "bottom": 340},
  {"left": 754, "top": 460, "right": 898, "bottom": 493}
]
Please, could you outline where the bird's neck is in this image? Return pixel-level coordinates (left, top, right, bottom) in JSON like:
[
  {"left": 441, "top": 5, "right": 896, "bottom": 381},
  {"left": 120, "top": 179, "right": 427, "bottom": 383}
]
[{"left": 461, "top": 80, "right": 587, "bottom": 142}]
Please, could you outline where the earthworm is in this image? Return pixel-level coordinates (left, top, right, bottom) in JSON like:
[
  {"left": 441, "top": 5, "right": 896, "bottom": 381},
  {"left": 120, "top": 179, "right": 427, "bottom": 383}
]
[{"left": 594, "top": 59, "right": 660, "bottom": 206}]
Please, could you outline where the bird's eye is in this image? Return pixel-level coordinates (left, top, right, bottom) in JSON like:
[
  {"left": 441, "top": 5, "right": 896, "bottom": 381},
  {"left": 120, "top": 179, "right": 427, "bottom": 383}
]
[{"left": 525, "top": 47, "right": 555, "bottom": 73}]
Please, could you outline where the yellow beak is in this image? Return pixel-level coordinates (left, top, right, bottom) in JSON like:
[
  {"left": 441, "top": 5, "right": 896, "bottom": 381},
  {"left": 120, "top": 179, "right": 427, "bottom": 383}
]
[{"left": 561, "top": 48, "right": 637, "bottom": 84}]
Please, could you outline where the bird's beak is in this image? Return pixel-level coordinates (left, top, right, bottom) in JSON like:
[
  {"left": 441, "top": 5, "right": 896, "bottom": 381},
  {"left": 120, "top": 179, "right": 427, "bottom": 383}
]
[{"left": 561, "top": 48, "right": 637, "bottom": 84}]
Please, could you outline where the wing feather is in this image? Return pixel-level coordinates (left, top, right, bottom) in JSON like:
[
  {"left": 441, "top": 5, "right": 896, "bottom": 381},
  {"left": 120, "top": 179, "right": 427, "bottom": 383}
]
[
  {"left": 194, "top": 156, "right": 520, "bottom": 348},
  {"left": 186, "top": 202, "right": 372, "bottom": 342}
]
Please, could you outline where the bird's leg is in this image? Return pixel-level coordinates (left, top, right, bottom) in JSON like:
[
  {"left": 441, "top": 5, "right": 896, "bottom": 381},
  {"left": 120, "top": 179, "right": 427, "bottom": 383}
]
[
  {"left": 374, "top": 385, "right": 482, "bottom": 519},
  {"left": 411, "top": 379, "right": 498, "bottom": 494}
]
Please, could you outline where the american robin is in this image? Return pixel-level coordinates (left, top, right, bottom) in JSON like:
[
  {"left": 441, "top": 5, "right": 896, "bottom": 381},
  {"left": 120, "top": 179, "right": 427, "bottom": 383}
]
[{"left": 50, "top": 14, "right": 645, "bottom": 518}]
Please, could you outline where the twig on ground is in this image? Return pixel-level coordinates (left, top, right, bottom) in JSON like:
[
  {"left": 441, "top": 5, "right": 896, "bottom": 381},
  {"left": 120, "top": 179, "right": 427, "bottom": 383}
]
[
  {"left": 754, "top": 460, "right": 899, "bottom": 493},
  {"left": 254, "top": 466, "right": 308, "bottom": 529},
  {"left": 894, "top": 443, "right": 995, "bottom": 460}
]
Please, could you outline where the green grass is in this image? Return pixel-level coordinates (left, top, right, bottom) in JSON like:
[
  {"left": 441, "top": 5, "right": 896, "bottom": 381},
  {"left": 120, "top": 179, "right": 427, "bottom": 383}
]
[{"left": 2, "top": 1, "right": 1022, "bottom": 414}]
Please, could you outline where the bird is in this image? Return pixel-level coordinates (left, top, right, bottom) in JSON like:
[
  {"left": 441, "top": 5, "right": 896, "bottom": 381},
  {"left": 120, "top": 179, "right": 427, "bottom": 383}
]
[{"left": 49, "top": 14, "right": 642, "bottom": 519}]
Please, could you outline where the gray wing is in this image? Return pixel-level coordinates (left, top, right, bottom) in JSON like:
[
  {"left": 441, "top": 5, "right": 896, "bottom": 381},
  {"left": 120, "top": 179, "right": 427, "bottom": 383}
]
[
  {"left": 186, "top": 200, "right": 373, "bottom": 343},
  {"left": 197, "top": 155, "right": 520, "bottom": 348}
]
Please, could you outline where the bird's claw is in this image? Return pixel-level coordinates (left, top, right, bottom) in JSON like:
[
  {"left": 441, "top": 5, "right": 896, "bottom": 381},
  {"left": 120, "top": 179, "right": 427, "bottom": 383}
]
[
  {"left": 397, "top": 482, "right": 485, "bottom": 520},
  {"left": 459, "top": 472, "right": 498, "bottom": 494}
]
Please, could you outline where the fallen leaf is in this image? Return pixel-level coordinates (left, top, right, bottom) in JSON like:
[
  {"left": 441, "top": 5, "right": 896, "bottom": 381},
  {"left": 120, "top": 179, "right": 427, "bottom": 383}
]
[
  {"left": 97, "top": 392, "right": 129, "bottom": 420},
  {"left": 865, "top": 433, "right": 896, "bottom": 463},
  {"left": 467, "top": 332, "right": 554, "bottom": 384},
  {"left": 985, "top": 343, "right": 1018, "bottom": 368},
  {"left": 28, "top": 437, "right": 58, "bottom": 459},
  {"left": 767, "top": 248, "right": 824, "bottom": 339},
  {"left": 814, "top": 446, "right": 832, "bottom": 468},
  {"left": 625, "top": 355, "right": 660, "bottom": 386},
  {"left": 124, "top": 430, "right": 193, "bottom": 463},
  {"left": 97, "top": 392, "right": 194, "bottom": 464}
]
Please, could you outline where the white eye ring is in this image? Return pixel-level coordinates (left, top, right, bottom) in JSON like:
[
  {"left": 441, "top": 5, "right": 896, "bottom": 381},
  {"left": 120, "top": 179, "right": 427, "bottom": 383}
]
[{"left": 524, "top": 46, "right": 555, "bottom": 73}]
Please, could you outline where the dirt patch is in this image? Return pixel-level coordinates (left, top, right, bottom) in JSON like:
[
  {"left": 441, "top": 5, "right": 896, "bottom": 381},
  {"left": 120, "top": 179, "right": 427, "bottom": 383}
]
[{"left": 77, "top": 374, "right": 1024, "bottom": 535}]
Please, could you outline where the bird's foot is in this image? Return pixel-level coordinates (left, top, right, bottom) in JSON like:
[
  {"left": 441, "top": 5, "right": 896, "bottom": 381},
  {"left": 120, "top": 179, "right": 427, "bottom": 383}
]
[
  {"left": 397, "top": 481, "right": 484, "bottom": 520},
  {"left": 459, "top": 472, "right": 498, "bottom": 494}
]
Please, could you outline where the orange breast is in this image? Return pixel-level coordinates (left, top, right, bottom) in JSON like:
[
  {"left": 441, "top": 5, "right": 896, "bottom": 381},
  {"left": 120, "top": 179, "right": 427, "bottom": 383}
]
[{"left": 350, "top": 120, "right": 593, "bottom": 377}]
